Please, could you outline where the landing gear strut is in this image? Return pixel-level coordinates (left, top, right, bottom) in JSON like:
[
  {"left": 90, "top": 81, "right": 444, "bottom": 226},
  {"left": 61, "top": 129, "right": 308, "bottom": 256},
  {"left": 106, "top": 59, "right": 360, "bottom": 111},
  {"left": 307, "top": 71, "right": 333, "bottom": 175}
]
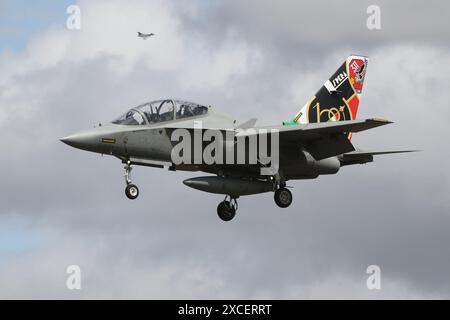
[
  {"left": 124, "top": 161, "right": 139, "bottom": 200},
  {"left": 217, "top": 196, "right": 238, "bottom": 221}
]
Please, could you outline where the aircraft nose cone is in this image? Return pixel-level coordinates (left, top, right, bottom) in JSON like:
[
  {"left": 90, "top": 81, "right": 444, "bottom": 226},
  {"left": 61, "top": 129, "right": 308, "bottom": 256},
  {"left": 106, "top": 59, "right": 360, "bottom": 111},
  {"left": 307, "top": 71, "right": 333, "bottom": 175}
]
[
  {"left": 60, "top": 133, "right": 84, "bottom": 148},
  {"left": 59, "top": 135, "right": 77, "bottom": 147},
  {"left": 59, "top": 131, "right": 100, "bottom": 151}
]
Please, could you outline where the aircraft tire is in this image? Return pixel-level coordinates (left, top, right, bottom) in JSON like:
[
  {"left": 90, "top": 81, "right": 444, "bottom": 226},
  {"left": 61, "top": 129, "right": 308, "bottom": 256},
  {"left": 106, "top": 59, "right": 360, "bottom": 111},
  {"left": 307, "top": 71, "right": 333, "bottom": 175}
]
[
  {"left": 125, "top": 184, "right": 139, "bottom": 200},
  {"left": 274, "top": 188, "right": 292, "bottom": 208},
  {"left": 217, "top": 201, "right": 236, "bottom": 221}
]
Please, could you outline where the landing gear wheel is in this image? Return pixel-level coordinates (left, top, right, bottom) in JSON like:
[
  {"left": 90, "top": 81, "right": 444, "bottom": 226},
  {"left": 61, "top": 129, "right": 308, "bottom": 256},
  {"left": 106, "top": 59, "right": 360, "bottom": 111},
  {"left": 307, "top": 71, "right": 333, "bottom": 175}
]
[
  {"left": 217, "top": 200, "right": 236, "bottom": 221},
  {"left": 125, "top": 184, "right": 139, "bottom": 200},
  {"left": 274, "top": 188, "right": 292, "bottom": 208},
  {"left": 123, "top": 161, "right": 139, "bottom": 200}
]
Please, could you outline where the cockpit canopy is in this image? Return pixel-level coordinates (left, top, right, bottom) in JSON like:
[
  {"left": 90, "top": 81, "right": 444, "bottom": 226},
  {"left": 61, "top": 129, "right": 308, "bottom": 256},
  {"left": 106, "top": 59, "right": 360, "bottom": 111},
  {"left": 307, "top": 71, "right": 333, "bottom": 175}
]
[{"left": 112, "top": 99, "right": 209, "bottom": 125}]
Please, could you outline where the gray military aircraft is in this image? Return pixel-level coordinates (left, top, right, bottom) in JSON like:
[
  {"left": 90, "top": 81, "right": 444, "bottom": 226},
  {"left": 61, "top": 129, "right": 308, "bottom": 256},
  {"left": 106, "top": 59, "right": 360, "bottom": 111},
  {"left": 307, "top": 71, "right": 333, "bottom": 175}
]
[
  {"left": 60, "top": 55, "right": 414, "bottom": 221},
  {"left": 137, "top": 32, "right": 155, "bottom": 40}
]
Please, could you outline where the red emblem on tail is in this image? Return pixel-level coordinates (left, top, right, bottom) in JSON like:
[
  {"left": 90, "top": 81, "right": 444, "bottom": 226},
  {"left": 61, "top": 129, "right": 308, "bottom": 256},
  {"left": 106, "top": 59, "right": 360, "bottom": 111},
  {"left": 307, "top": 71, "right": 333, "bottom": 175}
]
[{"left": 348, "top": 58, "right": 368, "bottom": 93}]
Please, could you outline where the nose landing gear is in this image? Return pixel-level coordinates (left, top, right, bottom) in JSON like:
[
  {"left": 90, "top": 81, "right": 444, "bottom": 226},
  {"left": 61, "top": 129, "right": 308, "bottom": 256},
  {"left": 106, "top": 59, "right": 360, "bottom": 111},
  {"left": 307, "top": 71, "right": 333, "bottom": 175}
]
[
  {"left": 124, "top": 162, "right": 139, "bottom": 200},
  {"left": 217, "top": 196, "right": 238, "bottom": 221}
]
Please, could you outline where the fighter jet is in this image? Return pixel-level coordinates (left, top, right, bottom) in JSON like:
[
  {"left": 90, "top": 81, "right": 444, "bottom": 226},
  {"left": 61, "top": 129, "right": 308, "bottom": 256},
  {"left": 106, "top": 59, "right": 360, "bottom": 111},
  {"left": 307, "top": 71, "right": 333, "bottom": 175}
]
[
  {"left": 137, "top": 32, "right": 155, "bottom": 39},
  {"left": 60, "top": 55, "right": 415, "bottom": 221}
]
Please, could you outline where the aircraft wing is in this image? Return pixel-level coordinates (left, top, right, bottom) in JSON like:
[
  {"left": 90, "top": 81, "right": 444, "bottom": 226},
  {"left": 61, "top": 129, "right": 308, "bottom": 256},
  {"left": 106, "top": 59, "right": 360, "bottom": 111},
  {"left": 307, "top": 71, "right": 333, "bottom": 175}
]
[
  {"left": 236, "top": 118, "right": 392, "bottom": 140},
  {"left": 236, "top": 118, "right": 392, "bottom": 160}
]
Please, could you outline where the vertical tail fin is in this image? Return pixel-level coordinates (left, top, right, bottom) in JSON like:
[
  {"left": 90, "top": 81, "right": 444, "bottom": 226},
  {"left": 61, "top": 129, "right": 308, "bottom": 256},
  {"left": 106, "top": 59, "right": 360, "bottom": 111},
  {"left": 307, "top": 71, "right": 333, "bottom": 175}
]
[{"left": 285, "top": 55, "right": 369, "bottom": 130}]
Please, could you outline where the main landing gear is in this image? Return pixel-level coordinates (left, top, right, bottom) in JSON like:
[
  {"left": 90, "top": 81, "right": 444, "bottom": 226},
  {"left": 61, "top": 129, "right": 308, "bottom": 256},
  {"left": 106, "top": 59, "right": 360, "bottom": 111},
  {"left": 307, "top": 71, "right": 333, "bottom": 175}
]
[
  {"left": 215, "top": 180, "right": 292, "bottom": 221},
  {"left": 273, "top": 181, "right": 293, "bottom": 208},
  {"left": 124, "top": 162, "right": 139, "bottom": 200},
  {"left": 217, "top": 196, "right": 238, "bottom": 222}
]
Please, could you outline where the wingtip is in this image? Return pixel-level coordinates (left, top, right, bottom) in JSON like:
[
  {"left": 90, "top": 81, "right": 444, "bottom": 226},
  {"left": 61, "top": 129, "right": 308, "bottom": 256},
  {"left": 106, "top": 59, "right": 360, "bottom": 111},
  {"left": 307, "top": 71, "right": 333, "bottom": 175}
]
[
  {"left": 368, "top": 118, "right": 394, "bottom": 124},
  {"left": 406, "top": 149, "right": 422, "bottom": 153},
  {"left": 383, "top": 149, "right": 422, "bottom": 155}
]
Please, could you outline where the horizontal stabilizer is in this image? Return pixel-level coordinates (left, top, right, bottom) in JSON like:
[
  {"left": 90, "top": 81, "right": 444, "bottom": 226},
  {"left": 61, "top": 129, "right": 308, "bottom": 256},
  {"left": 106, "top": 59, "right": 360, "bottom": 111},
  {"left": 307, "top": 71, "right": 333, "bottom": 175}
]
[
  {"left": 340, "top": 149, "right": 420, "bottom": 166},
  {"left": 344, "top": 149, "right": 419, "bottom": 157}
]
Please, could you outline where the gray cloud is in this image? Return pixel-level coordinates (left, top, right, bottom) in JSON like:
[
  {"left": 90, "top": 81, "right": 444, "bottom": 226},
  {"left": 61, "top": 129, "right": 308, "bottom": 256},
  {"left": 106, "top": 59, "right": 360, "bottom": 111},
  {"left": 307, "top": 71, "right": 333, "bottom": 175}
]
[
  {"left": 177, "top": 0, "right": 450, "bottom": 67},
  {"left": 0, "top": 0, "right": 449, "bottom": 299}
]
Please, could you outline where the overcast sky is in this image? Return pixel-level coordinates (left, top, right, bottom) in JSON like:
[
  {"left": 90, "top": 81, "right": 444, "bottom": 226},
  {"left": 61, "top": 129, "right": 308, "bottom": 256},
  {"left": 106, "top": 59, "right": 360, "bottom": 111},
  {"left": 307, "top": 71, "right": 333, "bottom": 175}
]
[{"left": 0, "top": 0, "right": 449, "bottom": 299}]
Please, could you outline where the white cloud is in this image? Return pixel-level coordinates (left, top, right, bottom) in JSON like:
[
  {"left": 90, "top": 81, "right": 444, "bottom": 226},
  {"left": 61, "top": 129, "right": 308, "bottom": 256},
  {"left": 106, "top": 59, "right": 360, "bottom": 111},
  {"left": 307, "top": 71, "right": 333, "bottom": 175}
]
[{"left": 0, "top": 0, "right": 263, "bottom": 126}]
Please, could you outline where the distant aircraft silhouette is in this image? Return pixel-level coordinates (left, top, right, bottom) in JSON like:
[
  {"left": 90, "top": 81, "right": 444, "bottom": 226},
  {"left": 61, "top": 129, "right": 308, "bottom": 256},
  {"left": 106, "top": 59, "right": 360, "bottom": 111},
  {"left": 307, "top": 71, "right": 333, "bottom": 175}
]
[{"left": 138, "top": 32, "right": 155, "bottom": 40}]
